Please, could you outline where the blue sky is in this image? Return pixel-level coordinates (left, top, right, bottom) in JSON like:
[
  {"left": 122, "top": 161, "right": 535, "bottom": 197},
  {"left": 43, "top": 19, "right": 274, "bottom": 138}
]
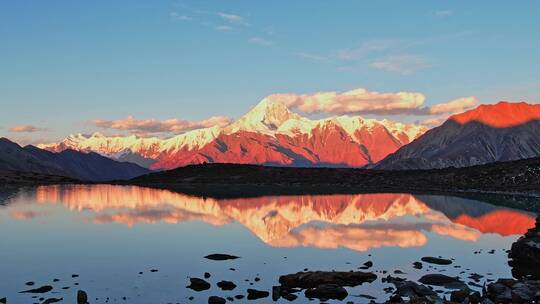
[{"left": 1, "top": 1, "right": 539, "bottom": 144}]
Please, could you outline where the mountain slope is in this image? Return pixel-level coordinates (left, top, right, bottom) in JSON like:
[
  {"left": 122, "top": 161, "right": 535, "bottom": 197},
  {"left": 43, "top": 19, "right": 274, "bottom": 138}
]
[
  {"left": 0, "top": 138, "right": 149, "bottom": 181},
  {"left": 39, "top": 97, "right": 426, "bottom": 169},
  {"left": 376, "top": 102, "right": 540, "bottom": 169}
]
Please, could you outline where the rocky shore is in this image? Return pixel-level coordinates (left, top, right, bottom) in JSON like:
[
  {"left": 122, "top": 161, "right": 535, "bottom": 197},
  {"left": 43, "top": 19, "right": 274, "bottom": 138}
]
[
  {"left": 509, "top": 217, "right": 540, "bottom": 280},
  {"left": 382, "top": 217, "right": 540, "bottom": 304}
]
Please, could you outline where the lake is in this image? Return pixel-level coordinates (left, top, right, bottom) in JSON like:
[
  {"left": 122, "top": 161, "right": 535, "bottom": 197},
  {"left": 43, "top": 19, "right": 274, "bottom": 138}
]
[{"left": 0, "top": 185, "right": 536, "bottom": 303}]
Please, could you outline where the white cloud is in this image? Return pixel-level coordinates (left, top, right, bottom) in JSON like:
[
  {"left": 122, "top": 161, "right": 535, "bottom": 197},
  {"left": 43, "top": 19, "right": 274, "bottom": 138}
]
[
  {"left": 421, "top": 116, "right": 447, "bottom": 128},
  {"left": 265, "top": 88, "right": 426, "bottom": 115},
  {"left": 434, "top": 10, "right": 453, "bottom": 17},
  {"left": 217, "top": 12, "right": 248, "bottom": 26},
  {"left": 92, "top": 116, "right": 233, "bottom": 135},
  {"left": 428, "top": 97, "right": 478, "bottom": 115},
  {"left": 264, "top": 87, "right": 478, "bottom": 118},
  {"left": 9, "top": 125, "right": 47, "bottom": 133},
  {"left": 170, "top": 12, "right": 192, "bottom": 21},
  {"left": 249, "top": 37, "right": 273, "bottom": 46},
  {"left": 215, "top": 25, "right": 232, "bottom": 31},
  {"left": 336, "top": 40, "right": 398, "bottom": 61},
  {"left": 369, "top": 54, "right": 432, "bottom": 75},
  {"left": 296, "top": 52, "right": 327, "bottom": 61}
]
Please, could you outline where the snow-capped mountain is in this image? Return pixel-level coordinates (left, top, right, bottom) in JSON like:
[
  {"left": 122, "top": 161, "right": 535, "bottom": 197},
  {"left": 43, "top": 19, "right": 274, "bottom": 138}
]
[{"left": 39, "top": 97, "right": 427, "bottom": 169}]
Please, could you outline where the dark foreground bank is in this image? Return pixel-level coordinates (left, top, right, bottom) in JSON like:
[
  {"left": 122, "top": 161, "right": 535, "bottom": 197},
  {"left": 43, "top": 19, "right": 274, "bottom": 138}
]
[
  {"left": 126, "top": 157, "right": 540, "bottom": 194},
  {"left": 119, "top": 157, "right": 540, "bottom": 209}
]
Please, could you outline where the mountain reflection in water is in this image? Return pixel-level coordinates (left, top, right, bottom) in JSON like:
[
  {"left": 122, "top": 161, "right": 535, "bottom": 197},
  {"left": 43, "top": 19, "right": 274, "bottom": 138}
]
[{"left": 6, "top": 185, "right": 536, "bottom": 252}]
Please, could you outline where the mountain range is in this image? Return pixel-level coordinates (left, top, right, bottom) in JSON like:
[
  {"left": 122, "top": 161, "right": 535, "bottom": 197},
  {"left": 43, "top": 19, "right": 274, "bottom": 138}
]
[
  {"left": 0, "top": 138, "right": 149, "bottom": 181},
  {"left": 9, "top": 99, "right": 540, "bottom": 174},
  {"left": 39, "top": 97, "right": 427, "bottom": 169}
]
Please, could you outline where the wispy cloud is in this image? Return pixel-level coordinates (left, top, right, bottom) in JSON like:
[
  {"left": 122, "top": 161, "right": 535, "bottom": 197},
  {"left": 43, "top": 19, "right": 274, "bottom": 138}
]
[
  {"left": 296, "top": 52, "right": 327, "bottom": 61},
  {"left": 169, "top": 5, "right": 278, "bottom": 50},
  {"left": 249, "top": 37, "right": 273, "bottom": 46},
  {"left": 434, "top": 10, "right": 453, "bottom": 18},
  {"left": 217, "top": 12, "right": 248, "bottom": 26},
  {"left": 336, "top": 40, "right": 398, "bottom": 61},
  {"left": 92, "top": 116, "right": 232, "bottom": 135},
  {"left": 421, "top": 116, "right": 446, "bottom": 127},
  {"left": 427, "top": 97, "right": 478, "bottom": 115},
  {"left": 336, "top": 66, "right": 359, "bottom": 72},
  {"left": 9, "top": 125, "right": 47, "bottom": 133},
  {"left": 170, "top": 12, "right": 192, "bottom": 21},
  {"left": 369, "top": 54, "right": 431, "bottom": 75},
  {"left": 215, "top": 25, "right": 232, "bottom": 32},
  {"left": 419, "top": 97, "right": 479, "bottom": 127}
]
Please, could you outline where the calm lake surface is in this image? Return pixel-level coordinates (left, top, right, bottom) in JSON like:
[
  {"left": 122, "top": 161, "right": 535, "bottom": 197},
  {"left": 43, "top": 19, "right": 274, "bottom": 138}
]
[{"left": 0, "top": 185, "right": 536, "bottom": 303}]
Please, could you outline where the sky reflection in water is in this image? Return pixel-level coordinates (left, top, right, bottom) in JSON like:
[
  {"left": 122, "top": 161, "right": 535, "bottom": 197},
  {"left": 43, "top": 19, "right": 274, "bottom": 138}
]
[{"left": 0, "top": 185, "right": 535, "bottom": 303}]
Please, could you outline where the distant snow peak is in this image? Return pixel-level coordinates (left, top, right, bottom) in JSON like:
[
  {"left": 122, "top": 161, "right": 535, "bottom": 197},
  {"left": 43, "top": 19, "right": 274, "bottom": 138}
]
[
  {"left": 226, "top": 97, "right": 301, "bottom": 134},
  {"left": 38, "top": 96, "right": 429, "bottom": 169}
]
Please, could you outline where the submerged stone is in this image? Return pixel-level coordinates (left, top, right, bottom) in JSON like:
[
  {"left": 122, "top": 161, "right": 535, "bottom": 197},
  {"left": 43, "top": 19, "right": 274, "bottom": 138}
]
[
  {"left": 418, "top": 274, "right": 467, "bottom": 289},
  {"left": 279, "top": 271, "right": 377, "bottom": 289},
  {"left": 20, "top": 285, "right": 53, "bottom": 294},
  {"left": 305, "top": 284, "right": 348, "bottom": 300},
  {"left": 207, "top": 296, "right": 225, "bottom": 304},
  {"left": 247, "top": 289, "right": 269, "bottom": 300},
  {"left": 216, "top": 280, "right": 236, "bottom": 291},
  {"left": 187, "top": 278, "right": 211, "bottom": 291},
  {"left": 421, "top": 256, "right": 453, "bottom": 265},
  {"left": 42, "top": 298, "right": 63, "bottom": 304},
  {"left": 204, "top": 253, "right": 240, "bottom": 261},
  {"left": 77, "top": 290, "right": 88, "bottom": 304}
]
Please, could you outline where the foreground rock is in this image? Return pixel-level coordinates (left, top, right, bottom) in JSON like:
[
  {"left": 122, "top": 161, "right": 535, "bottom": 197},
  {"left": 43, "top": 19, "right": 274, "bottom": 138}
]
[
  {"left": 272, "top": 286, "right": 300, "bottom": 301},
  {"left": 42, "top": 298, "right": 63, "bottom": 304},
  {"left": 279, "top": 271, "right": 377, "bottom": 288},
  {"left": 509, "top": 216, "right": 540, "bottom": 279},
  {"left": 305, "top": 284, "right": 348, "bottom": 300},
  {"left": 246, "top": 289, "right": 269, "bottom": 300},
  {"left": 383, "top": 276, "right": 439, "bottom": 301},
  {"left": 204, "top": 253, "right": 240, "bottom": 261},
  {"left": 420, "top": 257, "right": 452, "bottom": 265},
  {"left": 208, "top": 295, "right": 226, "bottom": 304},
  {"left": 19, "top": 285, "right": 53, "bottom": 293},
  {"left": 485, "top": 279, "right": 540, "bottom": 303},
  {"left": 418, "top": 274, "right": 468, "bottom": 289},
  {"left": 216, "top": 280, "right": 236, "bottom": 291},
  {"left": 187, "top": 278, "right": 211, "bottom": 291},
  {"left": 276, "top": 271, "right": 376, "bottom": 301},
  {"left": 77, "top": 290, "right": 88, "bottom": 304}
]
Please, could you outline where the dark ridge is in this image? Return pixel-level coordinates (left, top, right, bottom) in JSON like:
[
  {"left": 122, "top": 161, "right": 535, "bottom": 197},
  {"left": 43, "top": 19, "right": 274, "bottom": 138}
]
[{"left": 121, "top": 157, "right": 540, "bottom": 209}]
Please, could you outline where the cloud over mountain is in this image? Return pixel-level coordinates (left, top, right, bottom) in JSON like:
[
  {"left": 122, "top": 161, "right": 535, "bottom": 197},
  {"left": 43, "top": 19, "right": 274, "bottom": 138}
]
[
  {"left": 92, "top": 115, "right": 233, "bottom": 135},
  {"left": 264, "top": 87, "right": 478, "bottom": 116},
  {"left": 8, "top": 125, "right": 47, "bottom": 133}
]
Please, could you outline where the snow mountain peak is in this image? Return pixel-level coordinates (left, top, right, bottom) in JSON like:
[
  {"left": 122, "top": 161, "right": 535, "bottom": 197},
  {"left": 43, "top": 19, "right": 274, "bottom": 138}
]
[
  {"left": 39, "top": 96, "right": 430, "bottom": 169},
  {"left": 227, "top": 97, "right": 302, "bottom": 134}
]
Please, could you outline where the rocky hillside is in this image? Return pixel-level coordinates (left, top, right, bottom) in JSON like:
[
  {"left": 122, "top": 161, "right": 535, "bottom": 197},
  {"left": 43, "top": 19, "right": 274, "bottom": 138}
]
[
  {"left": 376, "top": 102, "right": 540, "bottom": 169},
  {"left": 0, "top": 138, "right": 149, "bottom": 181}
]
